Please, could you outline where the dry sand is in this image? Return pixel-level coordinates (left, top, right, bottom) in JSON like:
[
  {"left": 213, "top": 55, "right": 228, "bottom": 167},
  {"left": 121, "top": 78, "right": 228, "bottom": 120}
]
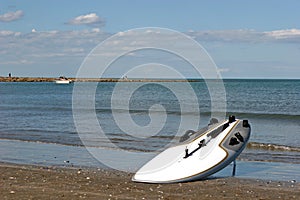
[{"left": 0, "top": 163, "right": 299, "bottom": 200}]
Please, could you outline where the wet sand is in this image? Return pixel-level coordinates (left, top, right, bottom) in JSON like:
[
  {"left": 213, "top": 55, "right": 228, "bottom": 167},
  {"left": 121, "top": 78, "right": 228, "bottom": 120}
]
[{"left": 1, "top": 163, "right": 299, "bottom": 200}]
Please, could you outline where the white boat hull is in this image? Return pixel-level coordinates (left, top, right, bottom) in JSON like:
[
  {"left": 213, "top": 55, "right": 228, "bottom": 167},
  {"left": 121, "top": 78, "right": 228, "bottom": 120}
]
[
  {"left": 55, "top": 80, "right": 72, "bottom": 84},
  {"left": 132, "top": 117, "right": 251, "bottom": 183}
]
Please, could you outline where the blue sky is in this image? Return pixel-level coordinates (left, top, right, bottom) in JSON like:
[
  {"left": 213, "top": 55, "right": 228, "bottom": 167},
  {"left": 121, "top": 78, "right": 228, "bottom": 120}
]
[{"left": 0, "top": 0, "right": 300, "bottom": 78}]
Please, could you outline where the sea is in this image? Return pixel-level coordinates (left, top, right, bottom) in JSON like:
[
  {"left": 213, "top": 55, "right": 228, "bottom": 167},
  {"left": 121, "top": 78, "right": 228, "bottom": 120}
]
[{"left": 0, "top": 79, "right": 299, "bottom": 181}]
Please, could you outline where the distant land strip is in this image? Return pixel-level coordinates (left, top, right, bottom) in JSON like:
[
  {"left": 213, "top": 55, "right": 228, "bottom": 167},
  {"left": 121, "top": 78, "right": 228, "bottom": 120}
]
[{"left": 0, "top": 77, "right": 204, "bottom": 82}]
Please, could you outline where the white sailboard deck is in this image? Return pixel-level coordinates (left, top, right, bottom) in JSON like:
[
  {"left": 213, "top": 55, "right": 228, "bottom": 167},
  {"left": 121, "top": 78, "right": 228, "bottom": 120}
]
[{"left": 133, "top": 117, "right": 251, "bottom": 183}]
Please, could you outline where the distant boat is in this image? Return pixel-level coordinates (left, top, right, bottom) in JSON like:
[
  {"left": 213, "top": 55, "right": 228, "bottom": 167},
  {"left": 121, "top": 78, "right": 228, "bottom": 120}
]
[{"left": 55, "top": 76, "right": 72, "bottom": 84}]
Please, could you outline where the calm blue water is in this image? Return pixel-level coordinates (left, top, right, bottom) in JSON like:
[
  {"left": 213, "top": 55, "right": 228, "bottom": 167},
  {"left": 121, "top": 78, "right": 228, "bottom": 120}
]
[{"left": 0, "top": 80, "right": 299, "bottom": 180}]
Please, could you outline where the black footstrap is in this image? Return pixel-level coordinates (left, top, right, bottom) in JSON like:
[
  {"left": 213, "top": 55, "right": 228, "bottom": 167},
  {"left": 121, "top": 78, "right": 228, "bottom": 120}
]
[{"left": 183, "top": 139, "right": 205, "bottom": 159}]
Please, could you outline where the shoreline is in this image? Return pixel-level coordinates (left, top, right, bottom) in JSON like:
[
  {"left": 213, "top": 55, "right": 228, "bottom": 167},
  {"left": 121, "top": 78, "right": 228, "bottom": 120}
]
[
  {"left": 1, "top": 77, "right": 299, "bottom": 82},
  {"left": 0, "top": 77, "right": 199, "bottom": 82},
  {"left": 1, "top": 138, "right": 300, "bottom": 183},
  {"left": 1, "top": 162, "right": 299, "bottom": 200}
]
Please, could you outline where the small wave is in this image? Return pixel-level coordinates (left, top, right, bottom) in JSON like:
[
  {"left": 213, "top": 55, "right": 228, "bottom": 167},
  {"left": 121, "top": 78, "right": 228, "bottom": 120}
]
[
  {"left": 227, "top": 112, "right": 300, "bottom": 120},
  {"left": 95, "top": 107, "right": 203, "bottom": 116},
  {"left": 18, "top": 104, "right": 297, "bottom": 119},
  {"left": 2, "top": 137, "right": 300, "bottom": 154},
  {"left": 93, "top": 108, "right": 300, "bottom": 119},
  {"left": 0, "top": 138, "right": 156, "bottom": 153},
  {"left": 247, "top": 142, "right": 300, "bottom": 152},
  {"left": 0, "top": 138, "right": 83, "bottom": 147},
  {"left": 0, "top": 105, "right": 72, "bottom": 112}
]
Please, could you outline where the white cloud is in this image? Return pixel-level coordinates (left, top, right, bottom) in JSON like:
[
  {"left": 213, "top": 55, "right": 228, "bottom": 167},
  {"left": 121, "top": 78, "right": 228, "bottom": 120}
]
[
  {"left": 187, "top": 29, "right": 300, "bottom": 43},
  {"left": 0, "top": 10, "right": 24, "bottom": 22},
  {"left": 1, "top": 29, "right": 299, "bottom": 62},
  {"left": 264, "top": 29, "right": 300, "bottom": 39},
  {"left": 67, "top": 13, "right": 105, "bottom": 27},
  {"left": 92, "top": 28, "right": 101, "bottom": 33},
  {"left": 1, "top": 28, "right": 299, "bottom": 78},
  {"left": 187, "top": 29, "right": 263, "bottom": 42},
  {"left": 0, "top": 59, "right": 33, "bottom": 65},
  {"left": 0, "top": 29, "right": 111, "bottom": 68},
  {"left": 0, "top": 30, "right": 21, "bottom": 36},
  {"left": 217, "top": 68, "right": 230, "bottom": 73}
]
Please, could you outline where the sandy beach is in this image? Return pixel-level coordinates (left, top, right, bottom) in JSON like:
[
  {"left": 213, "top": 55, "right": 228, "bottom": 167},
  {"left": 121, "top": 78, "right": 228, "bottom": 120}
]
[{"left": 1, "top": 163, "right": 299, "bottom": 200}]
